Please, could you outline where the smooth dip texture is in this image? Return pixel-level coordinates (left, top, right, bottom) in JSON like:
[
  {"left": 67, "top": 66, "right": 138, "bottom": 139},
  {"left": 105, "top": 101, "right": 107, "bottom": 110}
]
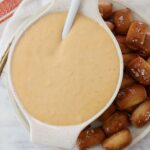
[{"left": 12, "top": 12, "right": 120, "bottom": 125}]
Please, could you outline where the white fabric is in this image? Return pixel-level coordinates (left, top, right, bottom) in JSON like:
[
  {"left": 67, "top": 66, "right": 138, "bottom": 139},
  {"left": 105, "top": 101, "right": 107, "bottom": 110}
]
[{"left": 0, "top": 0, "right": 52, "bottom": 61}]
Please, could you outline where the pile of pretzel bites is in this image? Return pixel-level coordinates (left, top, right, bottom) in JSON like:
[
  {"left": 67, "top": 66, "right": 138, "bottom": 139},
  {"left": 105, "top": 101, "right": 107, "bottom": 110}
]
[{"left": 77, "top": 1, "right": 150, "bottom": 150}]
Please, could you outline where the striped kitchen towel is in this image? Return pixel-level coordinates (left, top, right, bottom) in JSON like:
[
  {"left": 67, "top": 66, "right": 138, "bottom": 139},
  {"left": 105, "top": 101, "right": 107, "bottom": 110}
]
[{"left": 0, "top": 0, "right": 21, "bottom": 23}]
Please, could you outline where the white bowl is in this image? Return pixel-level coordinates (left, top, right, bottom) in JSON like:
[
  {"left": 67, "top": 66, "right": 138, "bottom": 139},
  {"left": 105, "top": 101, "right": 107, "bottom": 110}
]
[
  {"left": 7, "top": 0, "right": 123, "bottom": 149},
  {"left": 6, "top": 0, "right": 150, "bottom": 149}
]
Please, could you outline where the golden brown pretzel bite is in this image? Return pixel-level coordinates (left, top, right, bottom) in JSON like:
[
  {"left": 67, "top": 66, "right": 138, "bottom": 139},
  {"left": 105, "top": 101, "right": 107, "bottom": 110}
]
[
  {"left": 127, "top": 56, "right": 150, "bottom": 85},
  {"left": 123, "top": 53, "right": 138, "bottom": 67},
  {"left": 116, "top": 35, "right": 132, "bottom": 54},
  {"left": 102, "top": 111, "right": 129, "bottom": 136},
  {"left": 146, "top": 86, "right": 150, "bottom": 97},
  {"left": 126, "top": 105, "right": 139, "bottom": 113},
  {"left": 102, "top": 129, "right": 132, "bottom": 150},
  {"left": 126, "top": 21, "right": 148, "bottom": 50},
  {"left": 99, "top": 1, "right": 113, "bottom": 20},
  {"left": 77, "top": 128, "right": 105, "bottom": 150},
  {"left": 131, "top": 100, "right": 150, "bottom": 128},
  {"left": 138, "top": 33, "right": 150, "bottom": 58},
  {"left": 121, "top": 73, "right": 136, "bottom": 89},
  {"left": 99, "top": 103, "right": 117, "bottom": 122},
  {"left": 147, "top": 56, "right": 150, "bottom": 65},
  {"left": 113, "top": 8, "right": 133, "bottom": 34},
  {"left": 116, "top": 84, "right": 147, "bottom": 110},
  {"left": 105, "top": 21, "right": 115, "bottom": 31}
]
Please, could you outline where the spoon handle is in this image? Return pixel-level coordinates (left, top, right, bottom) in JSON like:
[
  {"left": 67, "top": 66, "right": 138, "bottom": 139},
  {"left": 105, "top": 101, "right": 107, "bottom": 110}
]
[{"left": 62, "top": 0, "right": 81, "bottom": 40}]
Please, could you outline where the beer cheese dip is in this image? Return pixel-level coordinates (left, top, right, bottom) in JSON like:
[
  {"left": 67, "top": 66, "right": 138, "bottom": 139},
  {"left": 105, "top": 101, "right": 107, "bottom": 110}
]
[{"left": 11, "top": 12, "right": 120, "bottom": 125}]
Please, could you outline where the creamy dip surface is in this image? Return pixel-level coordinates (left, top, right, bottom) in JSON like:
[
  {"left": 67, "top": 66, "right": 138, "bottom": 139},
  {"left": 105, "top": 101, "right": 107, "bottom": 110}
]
[{"left": 11, "top": 12, "right": 120, "bottom": 126}]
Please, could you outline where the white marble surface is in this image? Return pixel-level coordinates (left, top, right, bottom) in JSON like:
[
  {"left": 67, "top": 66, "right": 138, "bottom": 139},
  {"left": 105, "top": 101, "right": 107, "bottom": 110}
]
[{"left": 0, "top": 0, "right": 150, "bottom": 150}]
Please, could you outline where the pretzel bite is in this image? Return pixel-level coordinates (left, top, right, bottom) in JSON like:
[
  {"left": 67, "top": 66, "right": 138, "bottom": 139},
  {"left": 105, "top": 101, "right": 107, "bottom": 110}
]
[
  {"left": 102, "top": 129, "right": 132, "bottom": 150},
  {"left": 121, "top": 73, "right": 136, "bottom": 89},
  {"left": 99, "top": 103, "right": 117, "bottom": 122},
  {"left": 105, "top": 21, "right": 115, "bottom": 31},
  {"left": 126, "top": 105, "right": 138, "bottom": 113},
  {"left": 126, "top": 21, "right": 148, "bottom": 50},
  {"left": 83, "top": 125, "right": 91, "bottom": 131},
  {"left": 131, "top": 100, "right": 150, "bottom": 128},
  {"left": 146, "top": 86, "right": 150, "bottom": 97},
  {"left": 102, "top": 111, "right": 129, "bottom": 136},
  {"left": 116, "top": 35, "right": 132, "bottom": 54},
  {"left": 147, "top": 56, "right": 150, "bottom": 65},
  {"left": 77, "top": 128, "right": 105, "bottom": 150},
  {"left": 138, "top": 33, "right": 150, "bottom": 58},
  {"left": 123, "top": 53, "right": 138, "bottom": 67},
  {"left": 116, "top": 84, "right": 147, "bottom": 110},
  {"left": 113, "top": 8, "right": 133, "bottom": 34},
  {"left": 99, "top": 1, "right": 113, "bottom": 20},
  {"left": 127, "top": 56, "right": 150, "bottom": 85}
]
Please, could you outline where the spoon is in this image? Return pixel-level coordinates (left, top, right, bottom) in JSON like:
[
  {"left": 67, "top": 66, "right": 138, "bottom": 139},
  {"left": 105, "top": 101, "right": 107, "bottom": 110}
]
[{"left": 62, "top": 0, "right": 81, "bottom": 39}]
